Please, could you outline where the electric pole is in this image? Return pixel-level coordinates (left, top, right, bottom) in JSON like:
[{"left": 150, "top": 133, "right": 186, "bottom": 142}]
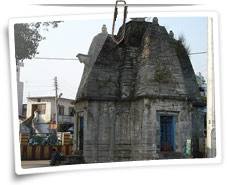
[{"left": 54, "top": 76, "right": 58, "bottom": 125}]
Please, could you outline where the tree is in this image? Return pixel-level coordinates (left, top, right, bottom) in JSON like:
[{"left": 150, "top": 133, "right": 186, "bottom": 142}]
[{"left": 14, "top": 21, "right": 62, "bottom": 64}]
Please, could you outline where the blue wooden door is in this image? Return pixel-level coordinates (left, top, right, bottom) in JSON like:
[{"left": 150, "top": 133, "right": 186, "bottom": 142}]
[
  {"left": 79, "top": 117, "right": 84, "bottom": 151},
  {"left": 160, "top": 115, "right": 175, "bottom": 152}
]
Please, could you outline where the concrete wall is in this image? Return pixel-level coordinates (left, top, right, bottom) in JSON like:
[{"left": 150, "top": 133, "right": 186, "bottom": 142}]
[
  {"left": 75, "top": 98, "right": 203, "bottom": 163},
  {"left": 57, "top": 98, "right": 75, "bottom": 116}
]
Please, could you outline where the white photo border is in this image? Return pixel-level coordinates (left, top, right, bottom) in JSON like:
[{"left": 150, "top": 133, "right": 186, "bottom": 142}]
[{"left": 8, "top": 10, "right": 221, "bottom": 175}]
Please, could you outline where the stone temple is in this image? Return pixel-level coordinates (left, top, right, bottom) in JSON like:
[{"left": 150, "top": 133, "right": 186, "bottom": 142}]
[{"left": 74, "top": 17, "right": 206, "bottom": 163}]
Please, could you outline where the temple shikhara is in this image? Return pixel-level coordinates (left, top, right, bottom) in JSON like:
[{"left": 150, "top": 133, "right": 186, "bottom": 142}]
[{"left": 74, "top": 17, "right": 206, "bottom": 163}]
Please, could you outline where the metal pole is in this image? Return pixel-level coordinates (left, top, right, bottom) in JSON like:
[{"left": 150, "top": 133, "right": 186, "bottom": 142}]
[{"left": 54, "top": 76, "right": 58, "bottom": 125}]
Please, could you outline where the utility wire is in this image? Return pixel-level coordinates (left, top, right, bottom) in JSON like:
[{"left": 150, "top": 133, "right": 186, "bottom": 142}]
[
  {"left": 24, "top": 89, "right": 54, "bottom": 92},
  {"left": 33, "top": 51, "right": 207, "bottom": 61},
  {"left": 189, "top": 52, "right": 207, "bottom": 55},
  {"left": 34, "top": 57, "right": 78, "bottom": 61},
  {"left": 25, "top": 84, "right": 54, "bottom": 87}
]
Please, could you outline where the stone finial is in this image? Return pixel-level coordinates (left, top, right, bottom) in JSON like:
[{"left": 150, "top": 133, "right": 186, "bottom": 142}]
[
  {"left": 152, "top": 17, "right": 159, "bottom": 25},
  {"left": 169, "top": 30, "right": 174, "bottom": 39},
  {"left": 76, "top": 53, "right": 89, "bottom": 65},
  {"left": 102, "top": 24, "right": 108, "bottom": 34}
]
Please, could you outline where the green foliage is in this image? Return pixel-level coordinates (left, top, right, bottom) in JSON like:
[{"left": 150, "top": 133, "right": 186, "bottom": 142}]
[
  {"left": 29, "top": 133, "right": 61, "bottom": 146},
  {"left": 14, "top": 21, "right": 62, "bottom": 62},
  {"left": 154, "top": 61, "right": 172, "bottom": 83},
  {"left": 178, "top": 34, "right": 191, "bottom": 56},
  {"left": 29, "top": 135, "right": 46, "bottom": 145},
  {"left": 46, "top": 134, "right": 59, "bottom": 145}
]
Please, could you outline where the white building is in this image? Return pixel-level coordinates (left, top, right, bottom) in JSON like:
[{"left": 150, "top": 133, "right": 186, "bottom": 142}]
[
  {"left": 196, "top": 72, "right": 207, "bottom": 97},
  {"left": 25, "top": 96, "right": 75, "bottom": 133}
]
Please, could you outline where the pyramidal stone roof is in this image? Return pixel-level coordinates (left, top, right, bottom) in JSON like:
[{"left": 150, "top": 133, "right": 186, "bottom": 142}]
[{"left": 76, "top": 18, "right": 202, "bottom": 103}]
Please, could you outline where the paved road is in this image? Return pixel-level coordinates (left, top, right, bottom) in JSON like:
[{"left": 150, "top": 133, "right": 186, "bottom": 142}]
[{"left": 21, "top": 160, "right": 50, "bottom": 169}]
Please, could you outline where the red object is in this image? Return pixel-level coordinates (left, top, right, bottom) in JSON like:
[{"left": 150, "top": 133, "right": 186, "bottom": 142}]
[{"left": 49, "top": 121, "right": 57, "bottom": 129}]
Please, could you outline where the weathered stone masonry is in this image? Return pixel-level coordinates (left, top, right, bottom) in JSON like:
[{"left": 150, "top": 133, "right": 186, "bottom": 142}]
[{"left": 74, "top": 18, "right": 205, "bottom": 163}]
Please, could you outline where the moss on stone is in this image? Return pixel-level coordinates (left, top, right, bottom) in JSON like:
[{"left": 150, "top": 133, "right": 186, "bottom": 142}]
[{"left": 154, "top": 61, "right": 172, "bottom": 83}]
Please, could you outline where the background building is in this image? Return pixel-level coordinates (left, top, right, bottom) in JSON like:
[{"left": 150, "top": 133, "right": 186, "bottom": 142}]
[{"left": 21, "top": 96, "right": 75, "bottom": 134}]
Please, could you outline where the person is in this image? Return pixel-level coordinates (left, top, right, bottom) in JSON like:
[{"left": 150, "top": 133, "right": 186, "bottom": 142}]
[
  {"left": 31, "top": 108, "right": 39, "bottom": 134},
  {"left": 33, "top": 108, "right": 39, "bottom": 123},
  {"left": 50, "top": 148, "right": 63, "bottom": 166}
]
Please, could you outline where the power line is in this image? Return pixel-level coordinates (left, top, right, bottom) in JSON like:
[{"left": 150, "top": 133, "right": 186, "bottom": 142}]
[
  {"left": 25, "top": 84, "right": 53, "bottom": 87},
  {"left": 34, "top": 57, "right": 78, "bottom": 61},
  {"left": 189, "top": 51, "right": 207, "bottom": 55},
  {"left": 58, "top": 87, "right": 76, "bottom": 97},
  {"left": 59, "top": 80, "right": 76, "bottom": 90},
  {"left": 33, "top": 51, "right": 207, "bottom": 61},
  {"left": 24, "top": 89, "right": 54, "bottom": 93}
]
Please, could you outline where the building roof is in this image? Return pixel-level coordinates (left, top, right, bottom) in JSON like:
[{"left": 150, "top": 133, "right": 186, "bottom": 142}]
[
  {"left": 76, "top": 17, "right": 202, "bottom": 102},
  {"left": 27, "top": 96, "right": 75, "bottom": 102}
]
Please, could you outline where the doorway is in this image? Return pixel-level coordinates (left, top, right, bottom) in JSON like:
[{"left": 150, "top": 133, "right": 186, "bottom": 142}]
[
  {"left": 78, "top": 116, "right": 84, "bottom": 152},
  {"left": 31, "top": 104, "right": 38, "bottom": 118},
  {"left": 160, "top": 115, "right": 176, "bottom": 152}
]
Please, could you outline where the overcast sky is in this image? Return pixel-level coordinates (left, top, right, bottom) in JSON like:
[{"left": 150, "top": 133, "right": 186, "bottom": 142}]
[{"left": 20, "top": 16, "right": 207, "bottom": 103}]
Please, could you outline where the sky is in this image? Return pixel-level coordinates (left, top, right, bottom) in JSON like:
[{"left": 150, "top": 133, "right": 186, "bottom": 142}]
[{"left": 20, "top": 16, "right": 207, "bottom": 103}]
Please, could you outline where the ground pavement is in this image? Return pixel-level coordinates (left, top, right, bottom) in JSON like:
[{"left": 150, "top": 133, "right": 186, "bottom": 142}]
[{"left": 21, "top": 160, "right": 50, "bottom": 169}]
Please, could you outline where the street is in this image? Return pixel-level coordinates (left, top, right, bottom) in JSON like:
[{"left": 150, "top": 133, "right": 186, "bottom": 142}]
[{"left": 21, "top": 160, "right": 50, "bottom": 169}]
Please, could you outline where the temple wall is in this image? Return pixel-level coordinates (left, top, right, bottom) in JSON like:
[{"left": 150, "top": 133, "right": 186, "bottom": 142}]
[{"left": 75, "top": 98, "right": 202, "bottom": 163}]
